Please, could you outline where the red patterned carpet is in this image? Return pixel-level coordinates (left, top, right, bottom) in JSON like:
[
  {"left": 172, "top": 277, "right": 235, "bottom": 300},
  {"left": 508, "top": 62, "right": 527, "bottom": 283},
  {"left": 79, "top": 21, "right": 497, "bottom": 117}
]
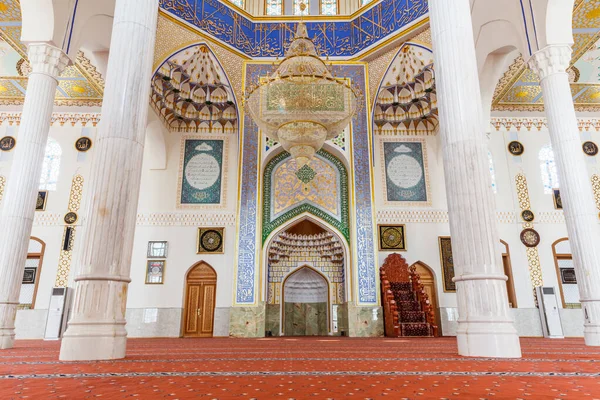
[{"left": 0, "top": 337, "right": 599, "bottom": 399}]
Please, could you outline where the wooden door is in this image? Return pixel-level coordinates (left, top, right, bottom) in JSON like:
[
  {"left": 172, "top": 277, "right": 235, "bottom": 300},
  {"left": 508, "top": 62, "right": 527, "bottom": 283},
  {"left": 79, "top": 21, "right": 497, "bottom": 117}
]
[
  {"left": 502, "top": 254, "right": 518, "bottom": 308},
  {"left": 183, "top": 262, "right": 216, "bottom": 338}
]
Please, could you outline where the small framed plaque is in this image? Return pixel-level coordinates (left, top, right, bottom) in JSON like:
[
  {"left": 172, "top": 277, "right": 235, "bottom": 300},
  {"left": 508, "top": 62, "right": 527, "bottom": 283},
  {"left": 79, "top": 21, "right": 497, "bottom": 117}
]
[
  {"left": 75, "top": 137, "right": 93, "bottom": 152},
  {"left": 378, "top": 225, "right": 406, "bottom": 251},
  {"left": 0, "top": 136, "right": 16, "bottom": 152},
  {"left": 36, "top": 191, "right": 48, "bottom": 211},
  {"left": 561, "top": 268, "right": 577, "bottom": 284},
  {"left": 508, "top": 141, "right": 525, "bottom": 156},
  {"left": 147, "top": 241, "right": 168, "bottom": 258},
  {"left": 552, "top": 188, "right": 563, "bottom": 210},
  {"left": 22, "top": 267, "right": 36, "bottom": 284},
  {"left": 145, "top": 260, "right": 165, "bottom": 284},
  {"left": 197, "top": 227, "right": 224, "bottom": 254}
]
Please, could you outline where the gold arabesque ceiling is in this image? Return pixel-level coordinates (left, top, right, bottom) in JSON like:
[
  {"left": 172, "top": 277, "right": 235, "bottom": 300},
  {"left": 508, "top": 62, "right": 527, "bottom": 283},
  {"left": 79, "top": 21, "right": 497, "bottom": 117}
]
[
  {"left": 0, "top": 0, "right": 104, "bottom": 106},
  {"left": 492, "top": 0, "right": 600, "bottom": 112}
]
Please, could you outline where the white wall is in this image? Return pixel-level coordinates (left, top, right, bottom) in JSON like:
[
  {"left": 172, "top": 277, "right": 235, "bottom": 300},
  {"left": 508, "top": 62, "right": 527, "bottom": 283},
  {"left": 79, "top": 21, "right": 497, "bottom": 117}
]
[{"left": 0, "top": 122, "right": 239, "bottom": 338}]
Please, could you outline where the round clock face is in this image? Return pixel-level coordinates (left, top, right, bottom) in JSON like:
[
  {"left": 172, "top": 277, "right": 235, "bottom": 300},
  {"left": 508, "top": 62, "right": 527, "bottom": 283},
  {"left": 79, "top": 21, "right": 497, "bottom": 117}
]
[
  {"left": 521, "top": 209, "right": 535, "bottom": 222},
  {"left": 382, "top": 227, "right": 404, "bottom": 248},
  {"left": 201, "top": 230, "right": 223, "bottom": 252},
  {"left": 508, "top": 141, "right": 525, "bottom": 156},
  {"left": 583, "top": 141, "right": 598, "bottom": 156},
  {"left": 520, "top": 228, "right": 540, "bottom": 248}
]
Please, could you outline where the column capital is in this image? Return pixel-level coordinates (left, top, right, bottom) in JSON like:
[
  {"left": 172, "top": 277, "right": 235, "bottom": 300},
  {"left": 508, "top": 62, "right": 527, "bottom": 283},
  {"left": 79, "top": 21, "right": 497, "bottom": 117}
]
[
  {"left": 27, "top": 43, "right": 70, "bottom": 78},
  {"left": 528, "top": 44, "right": 573, "bottom": 81}
]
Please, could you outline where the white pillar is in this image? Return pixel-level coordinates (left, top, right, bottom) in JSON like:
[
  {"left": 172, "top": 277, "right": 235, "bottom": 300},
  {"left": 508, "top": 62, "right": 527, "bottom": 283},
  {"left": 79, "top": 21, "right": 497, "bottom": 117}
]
[
  {"left": 0, "top": 44, "right": 69, "bottom": 349},
  {"left": 429, "top": 0, "right": 521, "bottom": 357},
  {"left": 530, "top": 45, "right": 600, "bottom": 346},
  {"left": 59, "top": 0, "right": 159, "bottom": 361}
]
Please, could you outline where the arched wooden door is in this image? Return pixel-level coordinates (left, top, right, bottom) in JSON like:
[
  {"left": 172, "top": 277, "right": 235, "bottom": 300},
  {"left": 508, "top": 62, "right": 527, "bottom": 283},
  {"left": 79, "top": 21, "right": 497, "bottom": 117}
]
[{"left": 183, "top": 262, "right": 216, "bottom": 337}]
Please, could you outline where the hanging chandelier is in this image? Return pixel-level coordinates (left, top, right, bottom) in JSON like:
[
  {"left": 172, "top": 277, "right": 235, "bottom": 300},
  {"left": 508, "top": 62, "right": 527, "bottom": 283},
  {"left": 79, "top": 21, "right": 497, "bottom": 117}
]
[{"left": 244, "top": 16, "right": 359, "bottom": 167}]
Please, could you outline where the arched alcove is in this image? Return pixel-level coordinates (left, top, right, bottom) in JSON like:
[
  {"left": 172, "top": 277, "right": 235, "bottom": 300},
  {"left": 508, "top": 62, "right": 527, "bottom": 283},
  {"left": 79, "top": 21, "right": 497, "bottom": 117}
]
[
  {"left": 264, "top": 215, "right": 349, "bottom": 336},
  {"left": 282, "top": 266, "right": 329, "bottom": 336},
  {"left": 409, "top": 261, "right": 440, "bottom": 335},
  {"left": 19, "top": 237, "right": 46, "bottom": 310},
  {"left": 552, "top": 238, "right": 579, "bottom": 309}
]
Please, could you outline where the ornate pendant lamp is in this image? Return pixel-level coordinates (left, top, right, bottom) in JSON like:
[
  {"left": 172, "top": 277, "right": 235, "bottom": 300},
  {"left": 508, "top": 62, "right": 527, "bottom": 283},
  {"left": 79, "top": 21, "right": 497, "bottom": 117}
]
[{"left": 244, "top": 11, "right": 359, "bottom": 167}]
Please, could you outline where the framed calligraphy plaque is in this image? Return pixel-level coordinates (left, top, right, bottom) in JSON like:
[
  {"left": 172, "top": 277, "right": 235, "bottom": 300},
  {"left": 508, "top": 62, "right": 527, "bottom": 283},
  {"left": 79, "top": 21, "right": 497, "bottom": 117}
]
[
  {"left": 36, "top": 191, "right": 48, "bottom": 211},
  {"left": 381, "top": 139, "right": 430, "bottom": 205},
  {"left": 0, "top": 136, "right": 16, "bottom": 152},
  {"left": 439, "top": 237, "right": 456, "bottom": 292},
  {"left": 553, "top": 188, "right": 563, "bottom": 210},
  {"left": 197, "top": 227, "right": 224, "bottom": 254},
  {"left": 378, "top": 225, "right": 406, "bottom": 251},
  {"left": 75, "top": 137, "right": 93, "bottom": 152},
  {"left": 177, "top": 136, "right": 228, "bottom": 208},
  {"left": 145, "top": 260, "right": 165, "bottom": 284}
]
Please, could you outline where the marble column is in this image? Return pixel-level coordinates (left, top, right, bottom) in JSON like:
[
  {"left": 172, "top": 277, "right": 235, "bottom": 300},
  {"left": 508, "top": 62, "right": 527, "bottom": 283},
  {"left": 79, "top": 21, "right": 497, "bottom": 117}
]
[
  {"left": 429, "top": 0, "right": 521, "bottom": 357},
  {"left": 529, "top": 45, "right": 600, "bottom": 346},
  {"left": 0, "top": 44, "right": 69, "bottom": 349},
  {"left": 59, "top": 0, "right": 159, "bottom": 361}
]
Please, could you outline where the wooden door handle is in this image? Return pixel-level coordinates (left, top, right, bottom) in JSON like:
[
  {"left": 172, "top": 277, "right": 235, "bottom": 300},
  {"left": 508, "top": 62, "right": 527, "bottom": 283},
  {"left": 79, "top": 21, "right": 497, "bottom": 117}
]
[{"left": 197, "top": 309, "right": 202, "bottom": 317}]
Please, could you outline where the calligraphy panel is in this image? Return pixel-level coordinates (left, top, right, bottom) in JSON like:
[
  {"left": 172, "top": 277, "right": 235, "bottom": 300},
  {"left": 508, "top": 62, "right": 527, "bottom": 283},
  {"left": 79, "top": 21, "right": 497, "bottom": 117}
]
[
  {"left": 381, "top": 139, "right": 429, "bottom": 204},
  {"left": 178, "top": 137, "right": 228, "bottom": 208}
]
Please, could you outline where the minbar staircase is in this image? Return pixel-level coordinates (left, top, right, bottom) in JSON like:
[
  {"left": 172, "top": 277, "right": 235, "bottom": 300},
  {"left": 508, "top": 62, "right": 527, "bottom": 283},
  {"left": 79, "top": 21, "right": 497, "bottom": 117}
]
[{"left": 380, "top": 253, "right": 438, "bottom": 337}]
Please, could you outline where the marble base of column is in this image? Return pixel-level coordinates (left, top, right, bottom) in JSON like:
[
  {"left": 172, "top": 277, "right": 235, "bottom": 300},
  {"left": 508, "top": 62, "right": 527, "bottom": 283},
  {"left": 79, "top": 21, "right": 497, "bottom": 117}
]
[{"left": 455, "top": 277, "right": 521, "bottom": 357}]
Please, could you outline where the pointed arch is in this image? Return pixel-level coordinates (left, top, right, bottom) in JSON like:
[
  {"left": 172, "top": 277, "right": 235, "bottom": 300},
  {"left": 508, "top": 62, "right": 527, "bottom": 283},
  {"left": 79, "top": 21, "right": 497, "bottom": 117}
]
[{"left": 262, "top": 148, "right": 350, "bottom": 243}]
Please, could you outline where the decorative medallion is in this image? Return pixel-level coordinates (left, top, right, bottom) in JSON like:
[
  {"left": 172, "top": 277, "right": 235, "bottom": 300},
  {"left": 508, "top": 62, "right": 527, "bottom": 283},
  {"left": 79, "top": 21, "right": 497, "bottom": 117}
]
[
  {"left": 75, "top": 137, "right": 93, "bottom": 152},
  {"left": 520, "top": 228, "right": 540, "bottom": 248},
  {"left": 508, "top": 141, "right": 525, "bottom": 156},
  {"left": 197, "top": 227, "right": 224, "bottom": 254},
  {"left": 378, "top": 225, "right": 406, "bottom": 251},
  {"left": 36, "top": 191, "right": 48, "bottom": 211},
  {"left": 0, "top": 136, "right": 16, "bottom": 152},
  {"left": 552, "top": 188, "right": 563, "bottom": 210},
  {"left": 520, "top": 209, "right": 535, "bottom": 222},
  {"left": 295, "top": 164, "right": 316, "bottom": 184},
  {"left": 64, "top": 212, "right": 78, "bottom": 225},
  {"left": 582, "top": 141, "right": 598, "bottom": 156}
]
